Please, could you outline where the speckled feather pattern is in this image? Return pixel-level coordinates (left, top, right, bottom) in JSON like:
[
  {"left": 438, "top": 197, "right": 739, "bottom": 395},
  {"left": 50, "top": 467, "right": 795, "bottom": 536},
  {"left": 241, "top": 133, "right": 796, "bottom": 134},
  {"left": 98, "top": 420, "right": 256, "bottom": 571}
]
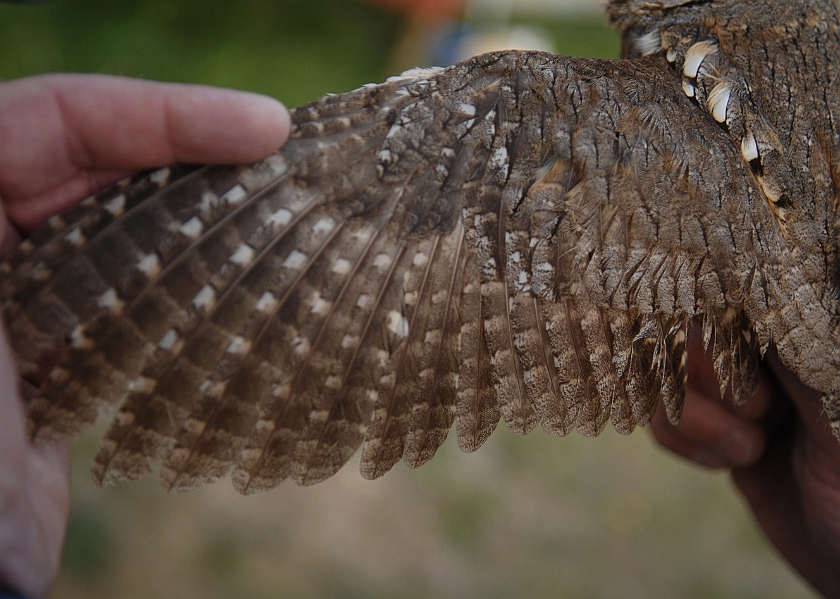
[{"left": 4, "top": 0, "right": 840, "bottom": 492}]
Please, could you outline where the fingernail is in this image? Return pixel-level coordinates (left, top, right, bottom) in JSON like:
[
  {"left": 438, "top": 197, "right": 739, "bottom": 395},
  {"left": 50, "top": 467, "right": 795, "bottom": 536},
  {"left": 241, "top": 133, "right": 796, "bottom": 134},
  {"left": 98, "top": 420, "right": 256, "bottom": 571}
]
[{"left": 721, "top": 430, "right": 756, "bottom": 467}]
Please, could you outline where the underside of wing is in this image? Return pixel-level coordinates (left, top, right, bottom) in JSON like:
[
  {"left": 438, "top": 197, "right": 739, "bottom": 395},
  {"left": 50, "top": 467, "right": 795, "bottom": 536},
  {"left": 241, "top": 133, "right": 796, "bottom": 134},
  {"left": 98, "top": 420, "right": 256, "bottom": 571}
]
[{"left": 1, "top": 50, "right": 814, "bottom": 492}]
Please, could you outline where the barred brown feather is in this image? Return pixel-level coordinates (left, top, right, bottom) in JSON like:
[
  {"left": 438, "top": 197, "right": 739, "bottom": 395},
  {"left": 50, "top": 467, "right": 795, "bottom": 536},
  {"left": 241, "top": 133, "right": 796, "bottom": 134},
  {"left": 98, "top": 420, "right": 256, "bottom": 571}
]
[{"left": 5, "top": 0, "right": 840, "bottom": 492}]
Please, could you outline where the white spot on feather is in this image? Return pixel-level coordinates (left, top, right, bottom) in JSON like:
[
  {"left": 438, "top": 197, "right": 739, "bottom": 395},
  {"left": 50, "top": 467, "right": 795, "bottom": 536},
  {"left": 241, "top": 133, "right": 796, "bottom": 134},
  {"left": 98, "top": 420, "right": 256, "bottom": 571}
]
[
  {"left": 291, "top": 336, "right": 311, "bottom": 357},
  {"left": 226, "top": 335, "right": 251, "bottom": 355},
  {"left": 707, "top": 82, "right": 731, "bottom": 123},
  {"left": 341, "top": 334, "right": 360, "bottom": 349},
  {"left": 356, "top": 294, "right": 372, "bottom": 310},
  {"left": 271, "top": 383, "right": 291, "bottom": 400},
  {"left": 283, "top": 250, "right": 307, "bottom": 270},
  {"left": 741, "top": 132, "right": 759, "bottom": 162},
  {"left": 458, "top": 103, "right": 476, "bottom": 116},
  {"left": 683, "top": 40, "right": 717, "bottom": 78},
  {"left": 373, "top": 253, "right": 392, "bottom": 268},
  {"left": 386, "top": 311, "right": 410, "bottom": 338},
  {"left": 424, "top": 330, "right": 442, "bottom": 345},
  {"left": 158, "top": 329, "right": 179, "bottom": 350},
  {"left": 332, "top": 258, "right": 352, "bottom": 275},
  {"left": 129, "top": 376, "right": 157, "bottom": 394},
  {"left": 199, "top": 191, "right": 219, "bottom": 215},
  {"left": 312, "top": 217, "right": 336, "bottom": 235},
  {"left": 104, "top": 194, "right": 126, "bottom": 217},
  {"left": 64, "top": 228, "right": 85, "bottom": 247},
  {"left": 267, "top": 208, "right": 293, "bottom": 228},
  {"left": 256, "top": 291, "right": 278, "bottom": 313},
  {"left": 311, "top": 296, "right": 332, "bottom": 316},
  {"left": 482, "top": 257, "right": 497, "bottom": 276},
  {"left": 230, "top": 243, "right": 255, "bottom": 265},
  {"left": 179, "top": 216, "right": 203, "bottom": 239},
  {"left": 192, "top": 285, "right": 216, "bottom": 310},
  {"left": 70, "top": 326, "right": 93, "bottom": 349},
  {"left": 222, "top": 184, "right": 247, "bottom": 205},
  {"left": 137, "top": 253, "right": 161, "bottom": 278},
  {"left": 97, "top": 288, "right": 124, "bottom": 313},
  {"left": 150, "top": 167, "right": 171, "bottom": 186},
  {"left": 386, "top": 65, "right": 444, "bottom": 83},
  {"left": 201, "top": 381, "right": 227, "bottom": 399},
  {"left": 489, "top": 147, "right": 509, "bottom": 175}
]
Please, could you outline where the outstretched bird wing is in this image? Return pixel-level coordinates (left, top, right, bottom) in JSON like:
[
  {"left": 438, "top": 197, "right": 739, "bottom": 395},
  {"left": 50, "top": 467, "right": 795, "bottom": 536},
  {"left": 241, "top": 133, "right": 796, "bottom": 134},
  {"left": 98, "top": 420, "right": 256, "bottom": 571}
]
[{"left": 5, "top": 1, "right": 840, "bottom": 492}]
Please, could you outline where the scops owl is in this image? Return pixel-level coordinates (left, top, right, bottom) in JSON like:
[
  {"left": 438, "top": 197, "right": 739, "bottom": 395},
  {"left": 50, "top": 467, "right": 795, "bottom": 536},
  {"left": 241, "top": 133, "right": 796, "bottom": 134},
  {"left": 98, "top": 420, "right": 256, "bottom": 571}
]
[{"left": 4, "top": 0, "right": 840, "bottom": 494}]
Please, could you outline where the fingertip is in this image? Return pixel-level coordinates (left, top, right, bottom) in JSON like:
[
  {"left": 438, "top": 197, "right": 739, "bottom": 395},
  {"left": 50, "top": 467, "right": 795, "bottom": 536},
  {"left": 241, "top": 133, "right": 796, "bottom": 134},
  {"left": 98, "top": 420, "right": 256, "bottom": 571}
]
[
  {"left": 231, "top": 91, "right": 291, "bottom": 158},
  {"left": 651, "top": 386, "right": 767, "bottom": 469},
  {"left": 166, "top": 85, "right": 292, "bottom": 165}
]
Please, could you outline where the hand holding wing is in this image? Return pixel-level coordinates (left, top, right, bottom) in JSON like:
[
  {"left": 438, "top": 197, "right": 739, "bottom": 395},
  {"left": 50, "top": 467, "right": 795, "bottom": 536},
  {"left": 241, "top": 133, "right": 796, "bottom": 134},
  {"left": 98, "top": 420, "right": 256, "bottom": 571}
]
[{"left": 6, "top": 2, "right": 840, "bottom": 492}]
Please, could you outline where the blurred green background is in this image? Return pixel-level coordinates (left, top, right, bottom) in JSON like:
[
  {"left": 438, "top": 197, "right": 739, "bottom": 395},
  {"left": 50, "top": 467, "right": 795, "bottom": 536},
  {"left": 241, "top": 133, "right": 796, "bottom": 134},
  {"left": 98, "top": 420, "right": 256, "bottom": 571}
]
[{"left": 0, "top": 1, "right": 818, "bottom": 598}]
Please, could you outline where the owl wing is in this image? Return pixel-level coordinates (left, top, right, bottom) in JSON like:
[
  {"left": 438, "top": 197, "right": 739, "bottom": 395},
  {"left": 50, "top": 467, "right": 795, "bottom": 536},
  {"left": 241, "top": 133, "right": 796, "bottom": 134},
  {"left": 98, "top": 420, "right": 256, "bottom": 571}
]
[{"left": 2, "top": 50, "right": 814, "bottom": 493}]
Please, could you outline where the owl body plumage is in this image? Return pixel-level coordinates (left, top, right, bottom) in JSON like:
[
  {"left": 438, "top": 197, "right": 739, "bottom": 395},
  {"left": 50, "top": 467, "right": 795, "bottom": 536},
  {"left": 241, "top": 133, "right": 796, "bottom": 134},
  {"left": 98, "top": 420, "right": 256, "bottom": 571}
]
[{"left": 4, "top": 0, "right": 840, "bottom": 492}]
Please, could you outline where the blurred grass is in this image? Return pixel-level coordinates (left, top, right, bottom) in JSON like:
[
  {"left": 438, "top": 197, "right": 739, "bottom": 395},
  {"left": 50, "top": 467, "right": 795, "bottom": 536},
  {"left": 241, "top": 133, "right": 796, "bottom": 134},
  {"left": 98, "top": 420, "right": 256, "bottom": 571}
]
[
  {"left": 0, "top": 1, "right": 818, "bottom": 598},
  {"left": 0, "top": 0, "right": 401, "bottom": 106},
  {"left": 0, "top": 0, "right": 617, "bottom": 107}
]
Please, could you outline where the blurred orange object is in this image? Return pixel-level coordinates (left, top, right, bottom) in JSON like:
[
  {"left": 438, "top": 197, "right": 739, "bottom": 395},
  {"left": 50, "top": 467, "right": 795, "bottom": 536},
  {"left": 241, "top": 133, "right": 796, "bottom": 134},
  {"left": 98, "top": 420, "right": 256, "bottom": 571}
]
[{"left": 363, "top": 0, "right": 464, "bottom": 21}]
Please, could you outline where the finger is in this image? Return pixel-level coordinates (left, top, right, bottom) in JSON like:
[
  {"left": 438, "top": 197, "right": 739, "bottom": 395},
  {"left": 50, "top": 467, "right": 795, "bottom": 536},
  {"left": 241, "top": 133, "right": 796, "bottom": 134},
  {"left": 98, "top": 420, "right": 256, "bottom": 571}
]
[
  {"left": 651, "top": 381, "right": 766, "bottom": 468},
  {"left": 0, "top": 74, "right": 291, "bottom": 229}
]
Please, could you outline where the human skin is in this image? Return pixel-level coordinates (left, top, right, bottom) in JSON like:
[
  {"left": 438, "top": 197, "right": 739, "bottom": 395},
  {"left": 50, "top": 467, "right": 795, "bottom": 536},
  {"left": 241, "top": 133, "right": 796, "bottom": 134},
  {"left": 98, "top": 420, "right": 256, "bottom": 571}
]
[
  {"left": 651, "top": 325, "right": 840, "bottom": 598},
  {"left": 0, "top": 73, "right": 290, "bottom": 598}
]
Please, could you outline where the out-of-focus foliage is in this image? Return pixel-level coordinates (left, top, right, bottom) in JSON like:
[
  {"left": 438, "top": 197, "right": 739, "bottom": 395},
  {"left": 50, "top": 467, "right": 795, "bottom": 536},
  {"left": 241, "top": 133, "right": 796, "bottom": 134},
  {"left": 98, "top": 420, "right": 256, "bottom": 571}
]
[
  {"left": 0, "top": 0, "right": 618, "bottom": 107},
  {"left": 0, "top": 0, "right": 401, "bottom": 106}
]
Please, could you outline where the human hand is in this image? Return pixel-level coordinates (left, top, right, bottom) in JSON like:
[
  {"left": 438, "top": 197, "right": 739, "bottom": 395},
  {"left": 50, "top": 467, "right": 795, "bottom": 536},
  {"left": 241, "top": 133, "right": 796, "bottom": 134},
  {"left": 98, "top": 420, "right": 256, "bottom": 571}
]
[
  {"left": 0, "top": 73, "right": 290, "bottom": 598},
  {"left": 651, "top": 325, "right": 840, "bottom": 598}
]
